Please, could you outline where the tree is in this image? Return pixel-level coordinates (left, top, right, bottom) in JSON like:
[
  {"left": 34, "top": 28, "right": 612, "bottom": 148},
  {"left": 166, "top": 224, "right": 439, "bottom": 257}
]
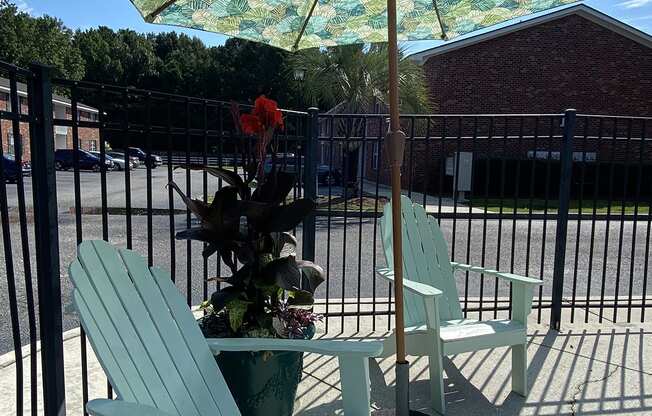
[
  {"left": 75, "top": 27, "right": 160, "bottom": 87},
  {"left": 0, "top": 5, "right": 85, "bottom": 79},
  {"left": 149, "top": 32, "right": 212, "bottom": 96},
  {"left": 288, "top": 44, "right": 429, "bottom": 114},
  {"left": 210, "top": 39, "right": 293, "bottom": 105},
  {"left": 288, "top": 44, "right": 430, "bottom": 192}
]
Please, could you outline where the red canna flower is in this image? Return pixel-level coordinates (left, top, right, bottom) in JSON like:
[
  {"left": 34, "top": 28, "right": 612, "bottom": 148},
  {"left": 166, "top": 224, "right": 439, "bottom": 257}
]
[
  {"left": 240, "top": 113, "right": 264, "bottom": 136},
  {"left": 238, "top": 95, "right": 285, "bottom": 180},
  {"left": 252, "top": 95, "right": 284, "bottom": 131}
]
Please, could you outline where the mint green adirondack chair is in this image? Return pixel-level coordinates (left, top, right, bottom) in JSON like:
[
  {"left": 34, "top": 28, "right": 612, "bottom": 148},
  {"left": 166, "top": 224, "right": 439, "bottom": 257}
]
[
  {"left": 377, "top": 196, "right": 542, "bottom": 414},
  {"left": 69, "top": 240, "right": 383, "bottom": 416}
]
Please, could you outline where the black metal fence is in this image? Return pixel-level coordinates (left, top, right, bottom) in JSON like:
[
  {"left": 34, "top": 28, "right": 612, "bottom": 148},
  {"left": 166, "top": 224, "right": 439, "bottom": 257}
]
[{"left": 1, "top": 61, "right": 652, "bottom": 415}]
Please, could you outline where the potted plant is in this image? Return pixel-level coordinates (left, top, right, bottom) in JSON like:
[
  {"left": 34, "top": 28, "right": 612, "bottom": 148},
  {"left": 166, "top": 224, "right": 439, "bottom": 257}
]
[{"left": 169, "top": 95, "right": 324, "bottom": 416}]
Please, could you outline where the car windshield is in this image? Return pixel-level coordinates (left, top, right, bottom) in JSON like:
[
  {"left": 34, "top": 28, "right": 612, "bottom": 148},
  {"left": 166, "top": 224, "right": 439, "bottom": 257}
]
[{"left": 92, "top": 152, "right": 112, "bottom": 160}]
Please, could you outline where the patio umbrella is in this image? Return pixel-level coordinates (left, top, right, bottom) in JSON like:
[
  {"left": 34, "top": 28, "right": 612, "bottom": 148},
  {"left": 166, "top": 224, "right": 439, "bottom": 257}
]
[{"left": 129, "top": 0, "right": 579, "bottom": 414}]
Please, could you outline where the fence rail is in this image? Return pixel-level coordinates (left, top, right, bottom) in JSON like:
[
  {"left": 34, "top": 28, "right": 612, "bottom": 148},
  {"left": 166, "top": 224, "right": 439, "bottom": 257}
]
[{"left": 1, "top": 61, "right": 651, "bottom": 415}]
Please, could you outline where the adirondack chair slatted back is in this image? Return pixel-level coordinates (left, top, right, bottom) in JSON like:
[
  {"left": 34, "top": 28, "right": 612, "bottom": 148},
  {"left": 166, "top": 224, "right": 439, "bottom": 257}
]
[
  {"left": 381, "top": 196, "right": 463, "bottom": 325},
  {"left": 69, "top": 240, "right": 240, "bottom": 416}
]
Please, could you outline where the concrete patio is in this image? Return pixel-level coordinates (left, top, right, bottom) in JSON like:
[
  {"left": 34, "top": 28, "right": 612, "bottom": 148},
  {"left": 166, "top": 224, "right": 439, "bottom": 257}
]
[{"left": 1, "top": 308, "right": 650, "bottom": 415}]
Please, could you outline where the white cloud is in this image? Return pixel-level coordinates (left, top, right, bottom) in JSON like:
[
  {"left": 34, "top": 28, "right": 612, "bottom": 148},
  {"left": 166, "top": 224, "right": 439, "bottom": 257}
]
[
  {"left": 14, "top": 0, "right": 34, "bottom": 15},
  {"left": 624, "top": 13, "right": 652, "bottom": 21},
  {"left": 620, "top": 0, "right": 652, "bottom": 8}
]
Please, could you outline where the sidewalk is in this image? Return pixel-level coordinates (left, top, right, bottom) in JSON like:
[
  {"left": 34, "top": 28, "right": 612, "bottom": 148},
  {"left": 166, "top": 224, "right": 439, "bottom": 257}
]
[
  {"left": 1, "top": 309, "right": 650, "bottom": 415},
  {"left": 361, "top": 180, "right": 485, "bottom": 214}
]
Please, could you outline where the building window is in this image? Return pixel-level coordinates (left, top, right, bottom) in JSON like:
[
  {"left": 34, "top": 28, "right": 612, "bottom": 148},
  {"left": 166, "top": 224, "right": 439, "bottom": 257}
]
[
  {"left": 19, "top": 96, "right": 28, "bottom": 112},
  {"left": 88, "top": 140, "right": 97, "bottom": 151},
  {"left": 7, "top": 132, "right": 15, "bottom": 155},
  {"left": 1, "top": 92, "right": 9, "bottom": 111},
  {"left": 372, "top": 142, "right": 379, "bottom": 170}
]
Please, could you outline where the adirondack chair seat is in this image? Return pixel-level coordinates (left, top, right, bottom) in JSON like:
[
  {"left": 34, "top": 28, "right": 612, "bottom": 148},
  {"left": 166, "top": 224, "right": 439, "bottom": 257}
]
[
  {"left": 69, "top": 240, "right": 383, "bottom": 416},
  {"left": 404, "top": 319, "right": 526, "bottom": 355},
  {"left": 378, "top": 196, "right": 542, "bottom": 415}
]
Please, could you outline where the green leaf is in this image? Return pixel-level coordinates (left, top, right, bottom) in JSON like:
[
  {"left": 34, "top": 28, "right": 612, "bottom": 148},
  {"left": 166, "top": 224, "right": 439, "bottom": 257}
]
[
  {"left": 226, "top": 298, "right": 251, "bottom": 333},
  {"left": 210, "top": 286, "right": 240, "bottom": 311}
]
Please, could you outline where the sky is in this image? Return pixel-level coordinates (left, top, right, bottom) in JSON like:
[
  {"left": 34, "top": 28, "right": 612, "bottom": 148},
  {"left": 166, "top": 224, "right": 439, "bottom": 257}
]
[{"left": 11, "top": 0, "right": 652, "bottom": 54}]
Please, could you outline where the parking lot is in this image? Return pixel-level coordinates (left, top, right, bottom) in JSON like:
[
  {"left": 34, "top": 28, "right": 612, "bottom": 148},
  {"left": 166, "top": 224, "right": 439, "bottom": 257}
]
[{"left": 1, "top": 166, "right": 651, "bottom": 354}]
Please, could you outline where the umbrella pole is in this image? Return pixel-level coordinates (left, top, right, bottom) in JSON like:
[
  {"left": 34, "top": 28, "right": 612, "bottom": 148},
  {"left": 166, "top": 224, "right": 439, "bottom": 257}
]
[{"left": 386, "top": 0, "right": 409, "bottom": 414}]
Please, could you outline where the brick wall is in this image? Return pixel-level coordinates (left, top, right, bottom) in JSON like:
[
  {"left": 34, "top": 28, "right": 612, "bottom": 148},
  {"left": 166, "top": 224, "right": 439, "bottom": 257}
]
[
  {"left": 0, "top": 92, "right": 99, "bottom": 161},
  {"left": 422, "top": 14, "right": 652, "bottom": 116},
  {"left": 357, "top": 13, "right": 652, "bottom": 193}
]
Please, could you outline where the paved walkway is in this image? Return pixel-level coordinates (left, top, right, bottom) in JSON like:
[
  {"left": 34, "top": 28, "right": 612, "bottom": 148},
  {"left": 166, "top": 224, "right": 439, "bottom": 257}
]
[
  {"left": 1, "top": 309, "right": 651, "bottom": 415},
  {"left": 361, "top": 180, "right": 485, "bottom": 214}
]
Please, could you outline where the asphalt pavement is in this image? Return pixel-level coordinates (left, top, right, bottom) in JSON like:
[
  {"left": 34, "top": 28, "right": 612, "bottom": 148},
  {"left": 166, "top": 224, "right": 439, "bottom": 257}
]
[{"left": 1, "top": 167, "right": 651, "bottom": 353}]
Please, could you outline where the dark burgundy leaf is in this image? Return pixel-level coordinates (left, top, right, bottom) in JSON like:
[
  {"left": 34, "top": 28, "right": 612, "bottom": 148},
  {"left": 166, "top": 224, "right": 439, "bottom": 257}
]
[
  {"left": 168, "top": 181, "right": 210, "bottom": 220},
  {"left": 260, "top": 199, "right": 316, "bottom": 232},
  {"left": 297, "top": 260, "right": 325, "bottom": 294},
  {"left": 287, "top": 290, "right": 314, "bottom": 307},
  {"left": 262, "top": 255, "right": 302, "bottom": 291}
]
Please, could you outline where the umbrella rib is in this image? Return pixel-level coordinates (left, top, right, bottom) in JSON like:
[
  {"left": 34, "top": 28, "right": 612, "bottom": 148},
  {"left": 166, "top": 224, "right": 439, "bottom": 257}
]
[
  {"left": 432, "top": 0, "right": 448, "bottom": 40},
  {"left": 293, "top": 0, "right": 320, "bottom": 51},
  {"left": 145, "top": 0, "right": 178, "bottom": 23}
]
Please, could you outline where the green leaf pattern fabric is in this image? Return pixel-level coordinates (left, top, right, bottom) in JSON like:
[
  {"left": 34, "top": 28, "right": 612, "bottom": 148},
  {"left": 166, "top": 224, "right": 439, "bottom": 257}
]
[{"left": 131, "top": 0, "right": 579, "bottom": 51}]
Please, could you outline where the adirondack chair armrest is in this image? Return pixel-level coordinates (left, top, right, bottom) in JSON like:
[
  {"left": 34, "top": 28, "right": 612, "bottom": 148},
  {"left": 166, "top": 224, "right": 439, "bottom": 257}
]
[
  {"left": 450, "top": 262, "right": 543, "bottom": 286},
  {"left": 206, "top": 337, "right": 383, "bottom": 357},
  {"left": 376, "top": 268, "right": 443, "bottom": 298},
  {"left": 86, "top": 399, "right": 175, "bottom": 416}
]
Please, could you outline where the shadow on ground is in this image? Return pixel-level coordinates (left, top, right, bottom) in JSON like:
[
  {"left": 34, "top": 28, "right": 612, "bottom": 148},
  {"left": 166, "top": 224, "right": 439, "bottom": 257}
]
[{"left": 295, "top": 324, "right": 652, "bottom": 415}]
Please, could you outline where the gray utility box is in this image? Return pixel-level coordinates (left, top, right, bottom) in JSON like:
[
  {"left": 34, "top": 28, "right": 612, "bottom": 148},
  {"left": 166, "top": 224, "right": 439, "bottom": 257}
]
[{"left": 445, "top": 152, "right": 473, "bottom": 201}]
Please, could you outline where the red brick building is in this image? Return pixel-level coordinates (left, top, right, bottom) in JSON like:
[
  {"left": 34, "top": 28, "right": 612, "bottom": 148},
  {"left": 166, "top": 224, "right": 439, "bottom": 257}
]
[
  {"left": 411, "top": 4, "right": 652, "bottom": 116},
  {"left": 361, "top": 4, "right": 652, "bottom": 194},
  {"left": 0, "top": 77, "right": 100, "bottom": 160}
]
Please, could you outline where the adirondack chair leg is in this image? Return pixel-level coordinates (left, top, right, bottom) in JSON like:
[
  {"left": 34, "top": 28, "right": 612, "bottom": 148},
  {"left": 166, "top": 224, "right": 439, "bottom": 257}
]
[
  {"left": 511, "top": 343, "right": 528, "bottom": 396},
  {"left": 338, "top": 356, "right": 372, "bottom": 416},
  {"left": 428, "top": 339, "right": 446, "bottom": 415}
]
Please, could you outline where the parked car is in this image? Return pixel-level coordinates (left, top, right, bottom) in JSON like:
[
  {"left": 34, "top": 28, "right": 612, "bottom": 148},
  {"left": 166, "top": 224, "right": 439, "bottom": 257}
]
[
  {"left": 107, "top": 151, "right": 140, "bottom": 169},
  {"left": 54, "top": 149, "right": 113, "bottom": 172},
  {"left": 115, "top": 147, "right": 162, "bottom": 168},
  {"left": 264, "top": 157, "right": 342, "bottom": 185},
  {"left": 90, "top": 151, "right": 134, "bottom": 171},
  {"left": 2, "top": 155, "right": 31, "bottom": 183}
]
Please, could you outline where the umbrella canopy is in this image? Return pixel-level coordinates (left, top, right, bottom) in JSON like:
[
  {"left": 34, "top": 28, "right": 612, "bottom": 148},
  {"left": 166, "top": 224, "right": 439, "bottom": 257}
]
[{"left": 131, "top": 0, "right": 578, "bottom": 51}]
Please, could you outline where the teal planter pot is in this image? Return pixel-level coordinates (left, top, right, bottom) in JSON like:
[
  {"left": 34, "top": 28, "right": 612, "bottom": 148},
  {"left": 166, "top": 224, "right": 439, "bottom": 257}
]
[{"left": 216, "top": 349, "right": 304, "bottom": 416}]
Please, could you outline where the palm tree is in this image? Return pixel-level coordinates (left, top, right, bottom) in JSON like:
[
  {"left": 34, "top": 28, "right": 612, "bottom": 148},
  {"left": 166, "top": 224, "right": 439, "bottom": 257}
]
[
  {"left": 289, "top": 44, "right": 428, "bottom": 113},
  {"left": 288, "top": 44, "right": 429, "bottom": 193}
]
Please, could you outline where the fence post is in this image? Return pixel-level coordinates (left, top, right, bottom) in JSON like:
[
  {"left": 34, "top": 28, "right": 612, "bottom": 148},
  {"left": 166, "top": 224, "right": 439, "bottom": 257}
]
[
  {"left": 550, "top": 109, "right": 576, "bottom": 331},
  {"left": 302, "top": 108, "right": 319, "bottom": 261},
  {"left": 29, "top": 64, "right": 66, "bottom": 415}
]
